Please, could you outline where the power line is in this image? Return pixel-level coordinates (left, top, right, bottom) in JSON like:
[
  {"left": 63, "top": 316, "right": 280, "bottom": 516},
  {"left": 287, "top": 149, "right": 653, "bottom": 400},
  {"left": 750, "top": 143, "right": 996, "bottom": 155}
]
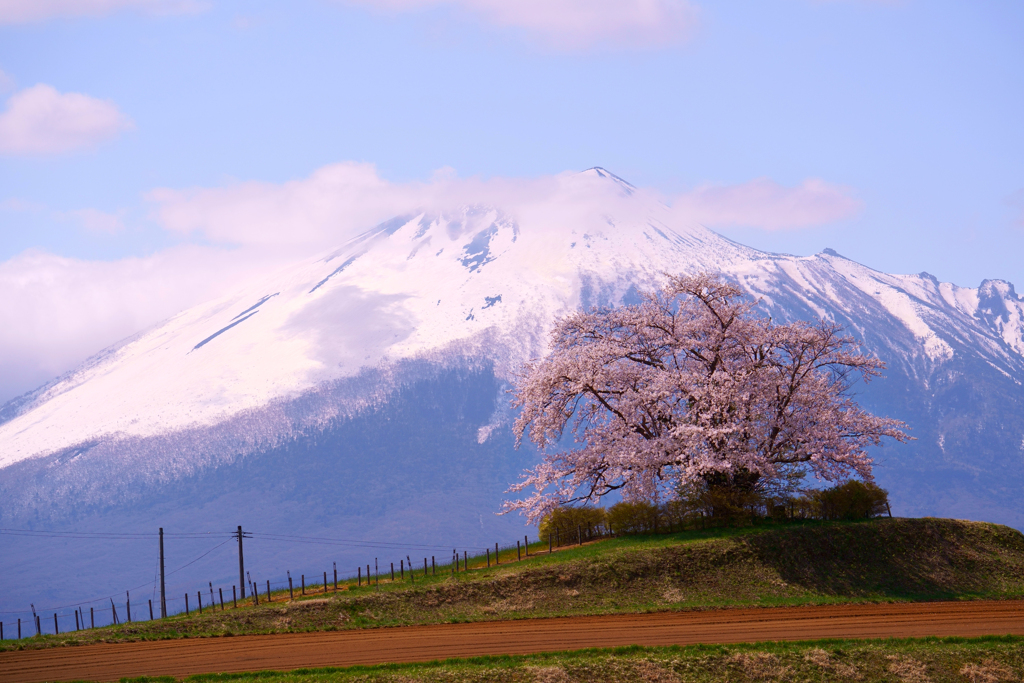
[
  {"left": 0, "top": 528, "right": 496, "bottom": 618},
  {"left": 0, "top": 528, "right": 232, "bottom": 539},
  {"left": 251, "top": 531, "right": 483, "bottom": 552},
  {"left": 0, "top": 538, "right": 233, "bottom": 615}
]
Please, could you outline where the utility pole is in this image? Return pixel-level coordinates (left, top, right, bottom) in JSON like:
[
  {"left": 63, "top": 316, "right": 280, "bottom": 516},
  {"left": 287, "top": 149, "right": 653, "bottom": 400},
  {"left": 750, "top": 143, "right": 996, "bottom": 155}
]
[
  {"left": 236, "top": 526, "right": 251, "bottom": 599},
  {"left": 159, "top": 528, "right": 167, "bottom": 618}
]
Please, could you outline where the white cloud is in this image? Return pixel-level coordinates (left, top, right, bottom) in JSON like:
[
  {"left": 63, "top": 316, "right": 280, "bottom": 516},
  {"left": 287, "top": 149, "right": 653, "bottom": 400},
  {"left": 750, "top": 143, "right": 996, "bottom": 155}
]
[
  {"left": 342, "top": 0, "right": 699, "bottom": 50},
  {"left": 0, "top": 0, "right": 204, "bottom": 24},
  {"left": 148, "top": 164, "right": 863, "bottom": 248},
  {"left": 671, "top": 177, "right": 863, "bottom": 230},
  {"left": 0, "top": 246, "right": 277, "bottom": 402},
  {"left": 147, "top": 162, "right": 411, "bottom": 250},
  {"left": 0, "top": 84, "right": 133, "bottom": 155}
]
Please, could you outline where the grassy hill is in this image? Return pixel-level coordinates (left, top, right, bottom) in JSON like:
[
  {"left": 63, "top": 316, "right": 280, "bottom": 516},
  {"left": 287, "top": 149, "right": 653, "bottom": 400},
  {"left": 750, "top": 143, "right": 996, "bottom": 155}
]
[{"left": 4, "top": 517, "right": 1024, "bottom": 651}]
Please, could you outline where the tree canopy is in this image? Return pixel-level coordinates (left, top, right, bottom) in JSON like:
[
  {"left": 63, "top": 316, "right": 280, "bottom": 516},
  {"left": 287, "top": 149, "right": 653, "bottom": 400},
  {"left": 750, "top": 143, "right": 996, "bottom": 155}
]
[{"left": 504, "top": 273, "right": 909, "bottom": 523}]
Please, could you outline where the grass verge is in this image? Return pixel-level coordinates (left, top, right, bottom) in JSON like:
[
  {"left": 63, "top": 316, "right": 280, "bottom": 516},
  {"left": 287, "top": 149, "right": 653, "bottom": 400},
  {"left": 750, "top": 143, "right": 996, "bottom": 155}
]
[{"left": 116, "top": 636, "right": 1024, "bottom": 682}]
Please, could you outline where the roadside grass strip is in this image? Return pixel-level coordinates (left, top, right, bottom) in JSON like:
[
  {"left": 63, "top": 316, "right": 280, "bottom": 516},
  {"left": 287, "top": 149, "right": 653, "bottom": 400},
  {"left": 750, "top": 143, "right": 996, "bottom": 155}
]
[{"left": 114, "top": 636, "right": 1024, "bottom": 682}]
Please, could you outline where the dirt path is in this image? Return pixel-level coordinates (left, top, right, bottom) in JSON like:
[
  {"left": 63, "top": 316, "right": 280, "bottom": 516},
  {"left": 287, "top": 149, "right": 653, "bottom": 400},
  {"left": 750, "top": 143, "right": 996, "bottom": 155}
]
[{"left": 2, "top": 600, "right": 1022, "bottom": 683}]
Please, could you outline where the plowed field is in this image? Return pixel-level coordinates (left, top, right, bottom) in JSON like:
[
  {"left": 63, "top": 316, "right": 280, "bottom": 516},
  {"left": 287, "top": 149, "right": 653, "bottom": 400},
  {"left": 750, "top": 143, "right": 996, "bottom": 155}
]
[{"left": 1, "top": 600, "right": 1022, "bottom": 683}]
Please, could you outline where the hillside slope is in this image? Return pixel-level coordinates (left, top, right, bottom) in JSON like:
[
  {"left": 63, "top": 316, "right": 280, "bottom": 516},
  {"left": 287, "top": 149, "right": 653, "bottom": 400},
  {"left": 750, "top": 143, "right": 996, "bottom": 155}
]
[{"left": 6, "top": 518, "right": 1023, "bottom": 652}]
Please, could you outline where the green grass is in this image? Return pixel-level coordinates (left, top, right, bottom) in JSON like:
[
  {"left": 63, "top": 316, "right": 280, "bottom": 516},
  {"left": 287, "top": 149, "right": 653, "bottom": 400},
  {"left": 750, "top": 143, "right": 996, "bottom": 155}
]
[
  {"left": 114, "top": 636, "right": 1024, "bottom": 682},
  {"left": 4, "top": 518, "right": 1024, "bottom": 654}
]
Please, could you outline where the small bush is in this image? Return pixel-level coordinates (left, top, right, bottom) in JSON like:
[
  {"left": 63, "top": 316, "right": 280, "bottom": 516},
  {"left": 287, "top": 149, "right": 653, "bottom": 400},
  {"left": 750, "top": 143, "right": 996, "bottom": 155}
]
[
  {"left": 607, "top": 501, "right": 662, "bottom": 536},
  {"left": 807, "top": 481, "right": 890, "bottom": 520},
  {"left": 539, "top": 506, "right": 607, "bottom": 544}
]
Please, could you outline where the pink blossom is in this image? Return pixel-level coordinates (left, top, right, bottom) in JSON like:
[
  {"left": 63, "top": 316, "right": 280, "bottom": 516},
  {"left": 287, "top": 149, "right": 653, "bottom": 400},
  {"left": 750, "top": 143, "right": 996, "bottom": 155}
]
[{"left": 504, "top": 273, "right": 909, "bottom": 523}]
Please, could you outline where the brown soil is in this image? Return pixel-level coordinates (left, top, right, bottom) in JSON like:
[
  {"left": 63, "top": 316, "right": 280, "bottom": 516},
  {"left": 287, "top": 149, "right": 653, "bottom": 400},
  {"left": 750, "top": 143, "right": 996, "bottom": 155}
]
[{"left": 1, "top": 600, "right": 1022, "bottom": 683}]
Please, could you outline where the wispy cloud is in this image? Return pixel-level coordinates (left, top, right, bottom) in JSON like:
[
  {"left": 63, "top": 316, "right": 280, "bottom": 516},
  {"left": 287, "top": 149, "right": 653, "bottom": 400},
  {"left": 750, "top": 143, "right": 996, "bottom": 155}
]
[
  {"left": 148, "top": 164, "right": 862, "bottom": 248},
  {"left": 3, "top": 198, "right": 127, "bottom": 233},
  {"left": 62, "top": 208, "right": 126, "bottom": 234},
  {"left": 0, "top": 68, "right": 14, "bottom": 94},
  {"left": 0, "top": 84, "right": 133, "bottom": 155},
  {"left": 0, "top": 246, "right": 273, "bottom": 402},
  {"left": 147, "top": 162, "right": 415, "bottom": 250},
  {"left": 1008, "top": 188, "right": 1024, "bottom": 230},
  {"left": 341, "top": 0, "right": 699, "bottom": 50},
  {"left": 0, "top": 0, "right": 205, "bottom": 24},
  {"left": 671, "top": 177, "right": 863, "bottom": 231}
]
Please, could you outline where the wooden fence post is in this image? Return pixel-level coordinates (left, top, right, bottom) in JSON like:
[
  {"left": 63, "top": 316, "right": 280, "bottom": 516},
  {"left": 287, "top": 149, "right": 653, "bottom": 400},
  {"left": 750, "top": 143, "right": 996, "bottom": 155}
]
[
  {"left": 267, "top": 580, "right": 272, "bottom": 602},
  {"left": 53, "top": 613, "right": 58, "bottom": 635},
  {"left": 301, "top": 574, "right": 305, "bottom": 595},
  {"left": 517, "top": 540, "right": 521, "bottom": 561},
  {"left": 486, "top": 549, "right": 490, "bottom": 567},
  {"left": 495, "top": 543, "right": 499, "bottom": 564},
  {"left": 334, "top": 563, "right": 338, "bottom": 591},
  {"left": 149, "top": 600, "right": 153, "bottom": 621},
  {"left": 197, "top": 591, "right": 202, "bottom": 614},
  {"left": 184, "top": 594, "right": 189, "bottom": 616},
  {"left": 91, "top": 608, "right": 94, "bottom": 629},
  {"left": 324, "top": 571, "right": 328, "bottom": 593},
  {"left": 358, "top": 567, "right": 362, "bottom": 586},
  {"left": 525, "top": 535, "right": 529, "bottom": 556},
  {"left": 233, "top": 585, "right": 237, "bottom": 608},
  {"left": 220, "top": 588, "right": 224, "bottom": 610}
]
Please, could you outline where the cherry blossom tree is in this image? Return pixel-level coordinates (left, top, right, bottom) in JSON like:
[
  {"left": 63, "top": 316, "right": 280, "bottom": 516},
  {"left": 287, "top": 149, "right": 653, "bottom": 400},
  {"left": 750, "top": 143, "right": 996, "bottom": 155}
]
[{"left": 504, "top": 272, "right": 909, "bottom": 523}]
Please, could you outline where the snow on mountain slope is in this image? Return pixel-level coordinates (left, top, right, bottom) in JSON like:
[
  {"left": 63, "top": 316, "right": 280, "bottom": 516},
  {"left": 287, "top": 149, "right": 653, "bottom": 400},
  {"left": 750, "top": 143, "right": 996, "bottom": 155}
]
[
  {"left": 0, "top": 170, "right": 752, "bottom": 467},
  {"left": 734, "top": 250, "right": 1024, "bottom": 378},
  {"left": 1, "top": 167, "right": 1023, "bottom": 481}
]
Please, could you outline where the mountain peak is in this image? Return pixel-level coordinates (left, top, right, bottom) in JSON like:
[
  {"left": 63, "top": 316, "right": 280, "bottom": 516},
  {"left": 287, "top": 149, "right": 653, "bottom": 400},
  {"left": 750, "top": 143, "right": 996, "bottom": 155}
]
[
  {"left": 578, "top": 167, "right": 636, "bottom": 194},
  {"left": 980, "top": 278, "right": 1021, "bottom": 302}
]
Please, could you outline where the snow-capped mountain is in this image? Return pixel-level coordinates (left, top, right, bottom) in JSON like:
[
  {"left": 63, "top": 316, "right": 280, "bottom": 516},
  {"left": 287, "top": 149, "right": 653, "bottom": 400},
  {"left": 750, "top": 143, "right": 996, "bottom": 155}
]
[{"left": 2, "top": 168, "right": 1023, "bottom": 617}]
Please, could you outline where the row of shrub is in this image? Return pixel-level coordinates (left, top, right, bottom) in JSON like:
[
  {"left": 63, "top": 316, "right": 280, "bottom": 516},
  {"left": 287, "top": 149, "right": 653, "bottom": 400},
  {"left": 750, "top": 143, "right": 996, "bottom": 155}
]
[{"left": 538, "top": 480, "right": 891, "bottom": 541}]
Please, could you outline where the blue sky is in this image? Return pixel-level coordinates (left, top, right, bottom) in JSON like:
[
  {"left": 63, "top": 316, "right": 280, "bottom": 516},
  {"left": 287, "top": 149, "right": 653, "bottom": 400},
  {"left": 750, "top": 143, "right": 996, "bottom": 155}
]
[{"left": 0, "top": 0, "right": 1022, "bottom": 401}]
